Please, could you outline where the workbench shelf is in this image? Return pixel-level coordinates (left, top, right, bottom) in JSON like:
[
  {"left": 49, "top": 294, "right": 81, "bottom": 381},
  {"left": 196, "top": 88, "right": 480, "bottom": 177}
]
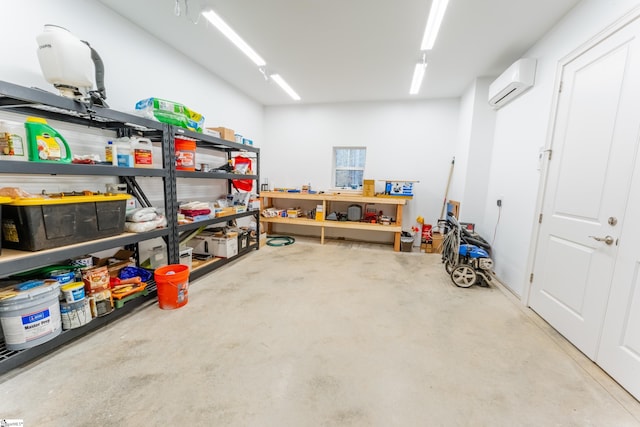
[{"left": 259, "top": 191, "right": 407, "bottom": 251}]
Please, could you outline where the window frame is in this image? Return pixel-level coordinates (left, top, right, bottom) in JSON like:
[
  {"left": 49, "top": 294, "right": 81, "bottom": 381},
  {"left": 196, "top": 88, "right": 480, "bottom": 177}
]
[{"left": 332, "top": 146, "right": 367, "bottom": 190}]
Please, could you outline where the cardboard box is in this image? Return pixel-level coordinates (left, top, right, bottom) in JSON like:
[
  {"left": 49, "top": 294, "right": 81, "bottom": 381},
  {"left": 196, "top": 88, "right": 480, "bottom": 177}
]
[
  {"left": 95, "top": 249, "right": 136, "bottom": 278},
  {"left": 216, "top": 207, "right": 236, "bottom": 217},
  {"left": 207, "top": 127, "right": 235, "bottom": 142},
  {"left": 190, "top": 231, "right": 238, "bottom": 258},
  {"left": 203, "top": 128, "right": 221, "bottom": 138},
  {"left": 211, "top": 235, "right": 238, "bottom": 258},
  {"left": 363, "top": 179, "right": 375, "bottom": 197},
  {"left": 431, "top": 232, "right": 444, "bottom": 254},
  {"left": 386, "top": 181, "right": 414, "bottom": 196}
]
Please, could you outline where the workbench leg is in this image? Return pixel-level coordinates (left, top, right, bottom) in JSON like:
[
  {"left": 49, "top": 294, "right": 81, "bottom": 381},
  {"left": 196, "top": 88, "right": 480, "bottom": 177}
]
[
  {"left": 321, "top": 226, "right": 325, "bottom": 245},
  {"left": 394, "top": 204, "right": 404, "bottom": 251},
  {"left": 394, "top": 233, "right": 401, "bottom": 252}
]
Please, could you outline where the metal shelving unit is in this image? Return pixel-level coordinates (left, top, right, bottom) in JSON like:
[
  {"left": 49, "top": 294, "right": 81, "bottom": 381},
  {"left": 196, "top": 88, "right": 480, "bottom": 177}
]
[
  {"left": 0, "top": 80, "right": 260, "bottom": 374},
  {"left": 171, "top": 125, "right": 260, "bottom": 279}
]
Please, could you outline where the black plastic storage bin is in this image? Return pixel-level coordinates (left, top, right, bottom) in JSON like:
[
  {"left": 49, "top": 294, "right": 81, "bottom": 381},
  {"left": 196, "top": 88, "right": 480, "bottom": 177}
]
[
  {"left": 237, "top": 228, "right": 251, "bottom": 254},
  {"left": 0, "top": 195, "right": 19, "bottom": 254},
  {"left": 1, "top": 194, "right": 130, "bottom": 251}
]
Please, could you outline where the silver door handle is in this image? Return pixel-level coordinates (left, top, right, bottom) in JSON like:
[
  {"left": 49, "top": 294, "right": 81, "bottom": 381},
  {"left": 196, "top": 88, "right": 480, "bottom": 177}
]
[{"left": 589, "top": 235, "right": 614, "bottom": 245}]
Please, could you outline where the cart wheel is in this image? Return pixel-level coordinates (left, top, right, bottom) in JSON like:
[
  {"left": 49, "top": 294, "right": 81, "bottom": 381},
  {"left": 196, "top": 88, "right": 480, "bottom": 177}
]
[
  {"left": 444, "top": 259, "right": 455, "bottom": 274},
  {"left": 450, "top": 264, "right": 477, "bottom": 288}
]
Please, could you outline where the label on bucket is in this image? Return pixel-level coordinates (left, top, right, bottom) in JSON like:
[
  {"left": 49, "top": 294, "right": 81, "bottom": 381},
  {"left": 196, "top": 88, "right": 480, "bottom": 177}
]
[
  {"left": 176, "top": 150, "right": 195, "bottom": 169},
  {"left": 0, "top": 302, "right": 61, "bottom": 345},
  {"left": 60, "top": 299, "right": 92, "bottom": 330}
]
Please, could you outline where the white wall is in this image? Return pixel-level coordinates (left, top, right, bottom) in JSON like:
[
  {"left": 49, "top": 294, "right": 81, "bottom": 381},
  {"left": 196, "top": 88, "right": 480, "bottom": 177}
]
[
  {"left": 484, "top": 0, "right": 640, "bottom": 297},
  {"left": 450, "top": 78, "right": 496, "bottom": 233},
  {"left": 263, "top": 99, "right": 460, "bottom": 241},
  {"left": 0, "top": 0, "right": 263, "bottom": 197},
  {"left": 0, "top": 0, "right": 263, "bottom": 140},
  {"left": 0, "top": 0, "right": 264, "bottom": 262}
]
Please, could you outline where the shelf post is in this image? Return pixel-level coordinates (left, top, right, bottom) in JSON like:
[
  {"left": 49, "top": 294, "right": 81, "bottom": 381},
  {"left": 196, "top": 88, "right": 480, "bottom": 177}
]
[{"left": 165, "top": 125, "right": 180, "bottom": 263}]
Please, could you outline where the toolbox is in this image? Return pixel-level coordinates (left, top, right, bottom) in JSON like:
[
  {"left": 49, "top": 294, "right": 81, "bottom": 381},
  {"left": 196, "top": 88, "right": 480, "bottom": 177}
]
[{"left": 1, "top": 194, "right": 130, "bottom": 251}]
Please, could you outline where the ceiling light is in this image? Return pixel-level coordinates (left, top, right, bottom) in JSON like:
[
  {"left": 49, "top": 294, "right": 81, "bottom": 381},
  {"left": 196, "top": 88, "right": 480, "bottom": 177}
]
[
  {"left": 201, "top": 9, "right": 266, "bottom": 66},
  {"left": 420, "top": 0, "right": 450, "bottom": 50},
  {"left": 270, "top": 74, "right": 301, "bottom": 101},
  {"left": 409, "top": 63, "right": 427, "bottom": 95}
]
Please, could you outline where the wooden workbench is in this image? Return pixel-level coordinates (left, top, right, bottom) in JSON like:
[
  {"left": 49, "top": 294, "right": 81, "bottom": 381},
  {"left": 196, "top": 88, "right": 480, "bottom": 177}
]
[{"left": 259, "top": 192, "right": 408, "bottom": 251}]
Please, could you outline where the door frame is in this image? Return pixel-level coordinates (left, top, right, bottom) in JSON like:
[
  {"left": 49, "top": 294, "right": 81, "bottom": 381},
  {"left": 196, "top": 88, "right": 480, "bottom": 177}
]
[{"left": 522, "top": 5, "right": 640, "bottom": 306}]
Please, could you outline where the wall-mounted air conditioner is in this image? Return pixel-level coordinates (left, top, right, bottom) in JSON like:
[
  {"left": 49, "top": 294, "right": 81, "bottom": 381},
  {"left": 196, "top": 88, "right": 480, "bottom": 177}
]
[{"left": 488, "top": 58, "right": 537, "bottom": 109}]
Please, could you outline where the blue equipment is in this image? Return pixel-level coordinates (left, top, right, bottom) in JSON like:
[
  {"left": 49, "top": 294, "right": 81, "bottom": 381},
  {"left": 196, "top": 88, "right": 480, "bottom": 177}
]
[{"left": 440, "top": 213, "right": 494, "bottom": 288}]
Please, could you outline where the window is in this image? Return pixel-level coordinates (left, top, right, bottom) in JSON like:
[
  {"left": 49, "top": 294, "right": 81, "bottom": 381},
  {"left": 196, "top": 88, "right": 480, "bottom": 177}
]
[{"left": 333, "top": 147, "right": 366, "bottom": 189}]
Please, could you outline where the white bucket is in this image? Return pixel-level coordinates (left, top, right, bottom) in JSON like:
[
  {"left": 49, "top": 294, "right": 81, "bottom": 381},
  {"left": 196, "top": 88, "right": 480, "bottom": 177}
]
[
  {"left": 60, "top": 281, "right": 85, "bottom": 303},
  {"left": 0, "top": 279, "right": 62, "bottom": 351}
]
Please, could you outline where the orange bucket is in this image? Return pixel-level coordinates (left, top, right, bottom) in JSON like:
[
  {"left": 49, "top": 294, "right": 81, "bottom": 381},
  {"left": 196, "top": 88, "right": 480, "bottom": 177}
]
[
  {"left": 175, "top": 137, "right": 196, "bottom": 171},
  {"left": 154, "top": 264, "right": 189, "bottom": 310}
]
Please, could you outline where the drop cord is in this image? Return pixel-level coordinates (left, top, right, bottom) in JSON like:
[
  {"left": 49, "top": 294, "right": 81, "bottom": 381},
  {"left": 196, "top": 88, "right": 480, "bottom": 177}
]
[{"left": 492, "top": 205, "right": 502, "bottom": 246}]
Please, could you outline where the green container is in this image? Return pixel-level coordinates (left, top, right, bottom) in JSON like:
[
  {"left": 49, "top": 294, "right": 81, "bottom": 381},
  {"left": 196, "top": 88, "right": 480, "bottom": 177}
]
[{"left": 24, "top": 116, "right": 72, "bottom": 163}]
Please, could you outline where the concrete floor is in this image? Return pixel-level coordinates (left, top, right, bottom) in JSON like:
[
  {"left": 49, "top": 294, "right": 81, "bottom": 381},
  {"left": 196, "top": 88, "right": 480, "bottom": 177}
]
[{"left": 1, "top": 239, "right": 640, "bottom": 426}]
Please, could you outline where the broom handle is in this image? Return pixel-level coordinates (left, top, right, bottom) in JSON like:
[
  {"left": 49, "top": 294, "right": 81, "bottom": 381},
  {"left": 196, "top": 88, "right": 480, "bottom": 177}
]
[{"left": 439, "top": 157, "right": 455, "bottom": 220}]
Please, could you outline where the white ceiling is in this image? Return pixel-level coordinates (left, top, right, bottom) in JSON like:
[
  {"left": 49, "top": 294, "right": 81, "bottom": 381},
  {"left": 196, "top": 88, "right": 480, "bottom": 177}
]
[{"left": 97, "top": 0, "right": 581, "bottom": 106}]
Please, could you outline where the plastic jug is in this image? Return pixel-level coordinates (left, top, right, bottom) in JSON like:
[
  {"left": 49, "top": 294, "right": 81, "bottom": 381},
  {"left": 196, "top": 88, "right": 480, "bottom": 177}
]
[
  {"left": 0, "top": 121, "right": 26, "bottom": 161},
  {"left": 132, "top": 137, "right": 153, "bottom": 168},
  {"left": 105, "top": 140, "right": 117, "bottom": 166},
  {"left": 24, "top": 117, "right": 72, "bottom": 163},
  {"left": 115, "top": 128, "right": 133, "bottom": 167}
]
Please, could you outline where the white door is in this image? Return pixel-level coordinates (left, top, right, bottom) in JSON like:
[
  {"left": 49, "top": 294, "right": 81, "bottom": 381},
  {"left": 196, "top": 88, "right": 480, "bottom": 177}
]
[
  {"left": 597, "top": 149, "right": 640, "bottom": 398},
  {"left": 530, "top": 17, "right": 640, "bottom": 364}
]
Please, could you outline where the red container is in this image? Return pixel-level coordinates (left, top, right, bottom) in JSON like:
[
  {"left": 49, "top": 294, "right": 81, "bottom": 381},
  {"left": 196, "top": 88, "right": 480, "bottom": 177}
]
[
  {"left": 154, "top": 264, "right": 189, "bottom": 310},
  {"left": 175, "top": 137, "right": 196, "bottom": 171},
  {"left": 422, "top": 224, "right": 433, "bottom": 243}
]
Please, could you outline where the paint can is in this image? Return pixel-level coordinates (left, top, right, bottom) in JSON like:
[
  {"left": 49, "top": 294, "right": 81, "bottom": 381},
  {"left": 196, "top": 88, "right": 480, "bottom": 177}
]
[
  {"left": 50, "top": 269, "right": 75, "bottom": 285},
  {"left": 60, "top": 298, "right": 92, "bottom": 330},
  {"left": 88, "top": 289, "right": 113, "bottom": 317},
  {"left": 0, "top": 279, "right": 62, "bottom": 351},
  {"left": 60, "top": 281, "right": 86, "bottom": 303}
]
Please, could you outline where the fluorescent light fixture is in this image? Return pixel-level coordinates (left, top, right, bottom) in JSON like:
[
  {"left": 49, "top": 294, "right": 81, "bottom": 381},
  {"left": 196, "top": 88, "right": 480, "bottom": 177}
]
[
  {"left": 409, "top": 63, "right": 427, "bottom": 95},
  {"left": 202, "top": 9, "right": 266, "bottom": 66},
  {"left": 420, "top": 0, "right": 450, "bottom": 50},
  {"left": 270, "top": 74, "right": 301, "bottom": 101}
]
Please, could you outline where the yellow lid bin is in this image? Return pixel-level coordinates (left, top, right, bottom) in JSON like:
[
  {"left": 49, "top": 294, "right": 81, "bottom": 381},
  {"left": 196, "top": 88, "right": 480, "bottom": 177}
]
[{"left": 2, "top": 194, "right": 131, "bottom": 251}]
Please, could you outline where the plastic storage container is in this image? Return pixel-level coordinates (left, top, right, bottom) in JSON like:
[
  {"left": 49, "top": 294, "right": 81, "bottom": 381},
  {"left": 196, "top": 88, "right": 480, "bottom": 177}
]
[
  {"left": 105, "top": 140, "right": 117, "bottom": 165},
  {"left": 24, "top": 116, "right": 72, "bottom": 163},
  {"left": 154, "top": 264, "right": 189, "bottom": 310},
  {"left": 175, "top": 137, "right": 196, "bottom": 171},
  {"left": 0, "top": 196, "right": 11, "bottom": 254},
  {"left": 179, "top": 246, "right": 193, "bottom": 271},
  {"left": 132, "top": 137, "right": 153, "bottom": 168},
  {"left": 1, "top": 194, "right": 130, "bottom": 251}
]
